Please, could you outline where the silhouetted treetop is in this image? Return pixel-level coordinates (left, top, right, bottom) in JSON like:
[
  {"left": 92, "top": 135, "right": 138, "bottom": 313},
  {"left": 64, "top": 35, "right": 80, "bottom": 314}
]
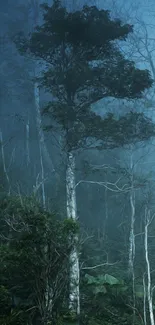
[
  {"left": 16, "top": 1, "right": 153, "bottom": 102},
  {"left": 15, "top": 1, "right": 154, "bottom": 151}
]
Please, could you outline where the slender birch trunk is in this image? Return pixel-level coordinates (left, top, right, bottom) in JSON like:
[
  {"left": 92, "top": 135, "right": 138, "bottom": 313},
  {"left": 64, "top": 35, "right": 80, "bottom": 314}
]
[
  {"left": 129, "top": 188, "right": 135, "bottom": 273},
  {"left": 103, "top": 174, "right": 108, "bottom": 239},
  {"left": 66, "top": 151, "right": 80, "bottom": 319},
  {"left": 128, "top": 149, "right": 135, "bottom": 274},
  {"left": 0, "top": 129, "right": 11, "bottom": 194},
  {"left": 34, "top": 76, "right": 46, "bottom": 209},
  {"left": 26, "top": 119, "right": 30, "bottom": 166},
  {"left": 128, "top": 147, "right": 136, "bottom": 324},
  {"left": 145, "top": 208, "right": 155, "bottom": 325},
  {"left": 31, "top": 0, "right": 55, "bottom": 207},
  {"left": 32, "top": 0, "right": 46, "bottom": 208},
  {"left": 143, "top": 274, "right": 147, "bottom": 325}
]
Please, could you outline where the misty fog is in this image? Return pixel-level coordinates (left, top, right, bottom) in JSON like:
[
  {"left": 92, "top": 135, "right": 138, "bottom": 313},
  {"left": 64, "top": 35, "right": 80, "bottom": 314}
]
[{"left": 1, "top": 0, "right": 155, "bottom": 324}]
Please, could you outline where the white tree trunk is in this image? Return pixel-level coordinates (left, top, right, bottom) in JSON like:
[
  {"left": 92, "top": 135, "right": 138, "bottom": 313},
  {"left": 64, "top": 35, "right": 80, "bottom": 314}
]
[
  {"left": 34, "top": 78, "right": 46, "bottom": 209},
  {"left": 0, "top": 129, "right": 11, "bottom": 194},
  {"left": 32, "top": 0, "right": 46, "bottom": 208},
  {"left": 31, "top": 0, "right": 56, "bottom": 208},
  {"left": 103, "top": 174, "right": 108, "bottom": 239},
  {"left": 26, "top": 119, "right": 30, "bottom": 166},
  {"left": 145, "top": 208, "right": 155, "bottom": 325},
  {"left": 31, "top": 0, "right": 54, "bottom": 208},
  {"left": 128, "top": 148, "right": 136, "bottom": 324},
  {"left": 66, "top": 151, "right": 80, "bottom": 317},
  {"left": 128, "top": 149, "right": 135, "bottom": 275},
  {"left": 143, "top": 274, "right": 147, "bottom": 325}
]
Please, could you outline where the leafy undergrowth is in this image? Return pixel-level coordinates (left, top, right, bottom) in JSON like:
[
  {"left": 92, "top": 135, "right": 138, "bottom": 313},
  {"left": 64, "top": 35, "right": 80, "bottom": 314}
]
[
  {"left": 0, "top": 195, "right": 77, "bottom": 325},
  {"left": 80, "top": 273, "right": 145, "bottom": 325}
]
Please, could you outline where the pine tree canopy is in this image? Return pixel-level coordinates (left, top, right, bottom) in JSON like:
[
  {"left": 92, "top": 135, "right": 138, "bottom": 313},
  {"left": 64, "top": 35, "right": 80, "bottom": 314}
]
[{"left": 15, "top": 0, "right": 155, "bottom": 150}]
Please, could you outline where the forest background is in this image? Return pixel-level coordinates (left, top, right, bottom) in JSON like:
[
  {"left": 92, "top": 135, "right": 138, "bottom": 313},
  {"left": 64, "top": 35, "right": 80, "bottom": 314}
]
[{"left": 1, "top": 0, "right": 155, "bottom": 325}]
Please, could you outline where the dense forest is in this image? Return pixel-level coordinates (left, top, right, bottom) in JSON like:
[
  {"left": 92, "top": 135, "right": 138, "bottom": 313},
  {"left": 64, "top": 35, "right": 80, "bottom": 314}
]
[{"left": 1, "top": 0, "right": 155, "bottom": 324}]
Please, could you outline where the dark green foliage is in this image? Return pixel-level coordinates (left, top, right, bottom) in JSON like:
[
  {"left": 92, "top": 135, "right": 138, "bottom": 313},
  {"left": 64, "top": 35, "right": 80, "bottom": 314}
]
[
  {"left": 18, "top": 2, "right": 152, "bottom": 100},
  {"left": 0, "top": 196, "right": 149, "bottom": 325},
  {"left": 81, "top": 271, "right": 142, "bottom": 325},
  {"left": 81, "top": 267, "right": 144, "bottom": 325},
  {"left": 0, "top": 196, "right": 77, "bottom": 325},
  {"left": 79, "top": 228, "right": 148, "bottom": 325},
  {"left": 15, "top": 1, "right": 154, "bottom": 152}
]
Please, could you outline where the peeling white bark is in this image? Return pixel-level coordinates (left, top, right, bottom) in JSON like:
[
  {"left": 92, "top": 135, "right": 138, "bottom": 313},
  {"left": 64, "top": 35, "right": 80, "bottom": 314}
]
[
  {"left": 128, "top": 150, "right": 135, "bottom": 275},
  {"left": 129, "top": 188, "right": 135, "bottom": 273},
  {"left": 145, "top": 209, "right": 155, "bottom": 325},
  {"left": 128, "top": 148, "right": 136, "bottom": 324},
  {"left": 66, "top": 151, "right": 80, "bottom": 317}
]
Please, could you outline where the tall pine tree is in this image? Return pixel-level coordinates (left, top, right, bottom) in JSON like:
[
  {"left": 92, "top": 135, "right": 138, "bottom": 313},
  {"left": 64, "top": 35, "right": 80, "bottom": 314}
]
[{"left": 15, "top": 0, "right": 155, "bottom": 321}]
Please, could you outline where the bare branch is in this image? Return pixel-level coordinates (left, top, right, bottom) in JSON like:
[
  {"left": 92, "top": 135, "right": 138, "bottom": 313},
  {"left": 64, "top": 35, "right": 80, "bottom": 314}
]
[
  {"left": 75, "top": 178, "right": 144, "bottom": 193},
  {"left": 82, "top": 261, "right": 120, "bottom": 270}
]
